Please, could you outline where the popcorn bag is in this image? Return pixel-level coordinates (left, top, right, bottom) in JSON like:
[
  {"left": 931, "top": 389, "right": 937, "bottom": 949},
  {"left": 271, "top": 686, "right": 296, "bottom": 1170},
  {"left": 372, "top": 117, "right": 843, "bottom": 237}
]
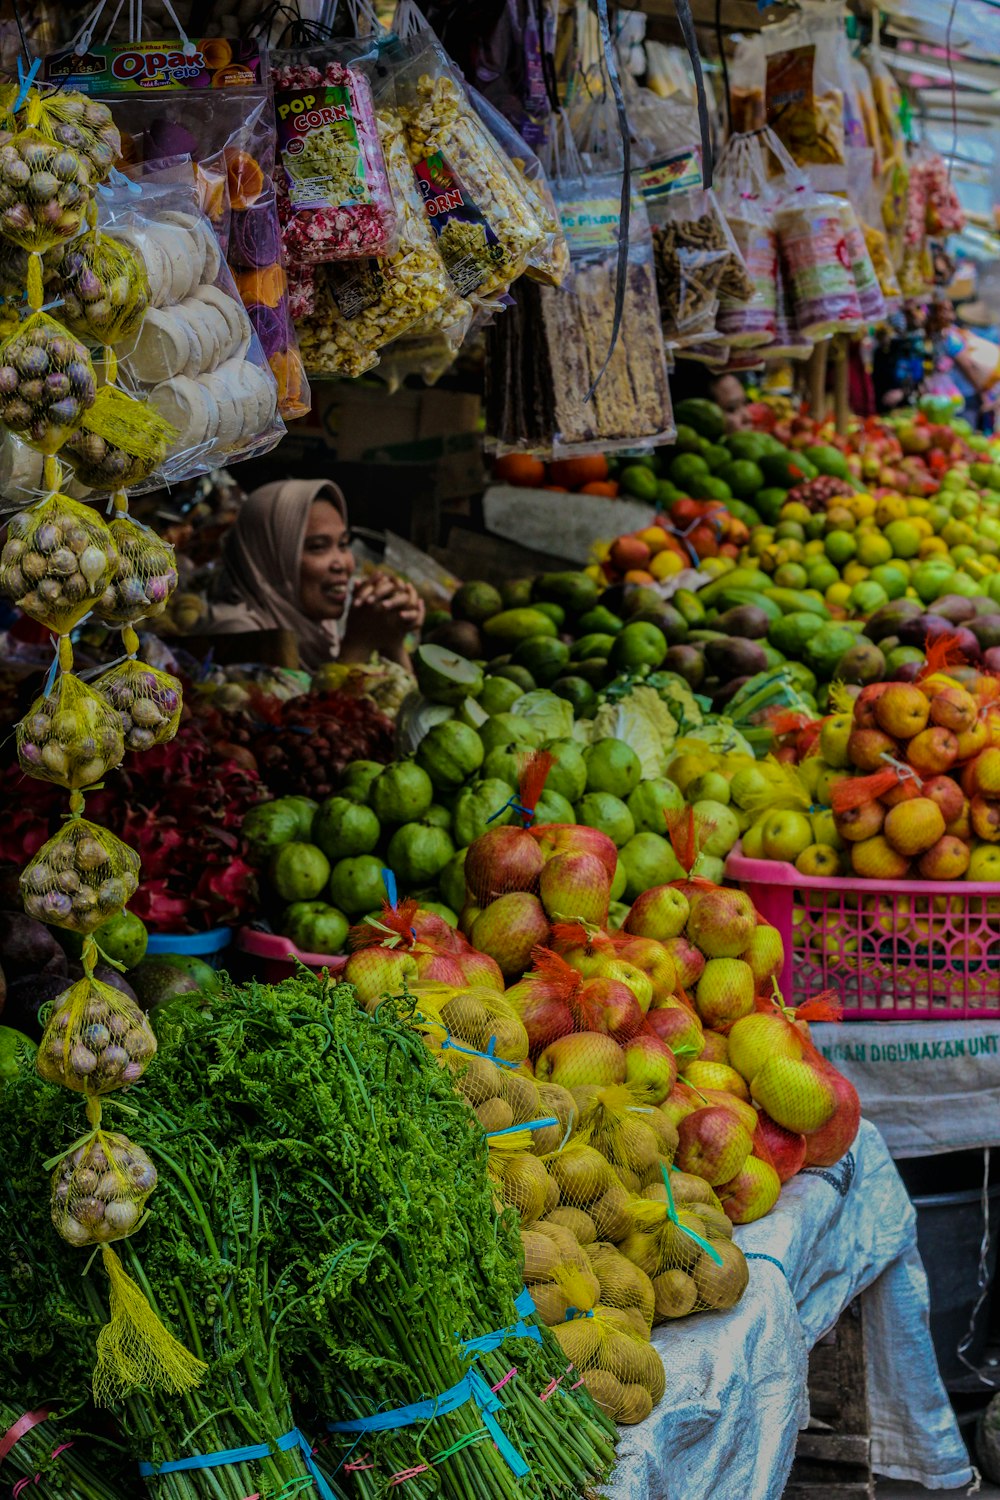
[
  {"left": 94, "top": 510, "right": 178, "bottom": 625},
  {"left": 20, "top": 817, "right": 140, "bottom": 933},
  {"left": 0, "top": 492, "right": 116, "bottom": 631},
  {"left": 50, "top": 1128, "right": 157, "bottom": 1246},
  {"left": 38, "top": 975, "right": 157, "bottom": 1095},
  {"left": 63, "top": 386, "right": 176, "bottom": 493},
  {"left": 17, "top": 671, "right": 124, "bottom": 788},
  {"left": 0, "top": 311, "right": 97, "bottom": 452},
  {"left": 94, "top": 658, "right": 183, "bottom": 753}
]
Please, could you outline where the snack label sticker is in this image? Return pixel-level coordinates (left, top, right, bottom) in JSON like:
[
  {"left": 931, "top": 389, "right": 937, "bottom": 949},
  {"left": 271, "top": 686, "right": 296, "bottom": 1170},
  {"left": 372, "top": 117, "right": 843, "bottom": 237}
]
[
  {"left": 276, "top": 86, "right": 369, "bottom": 211},
  {"left": 328, "top": 260, "right": 386, "bottom": 320},
  {"left": 639, "top": 147, "right": 703, "bottom": 201},
  {"left": 558, "top": 196, "right": 620, "bottom": 253},
  {"left": 413, "top": 153, "right": 508, "bottom": 296},
  {"left": 45, "top": 40, "right": 262, "bottom": 90}
]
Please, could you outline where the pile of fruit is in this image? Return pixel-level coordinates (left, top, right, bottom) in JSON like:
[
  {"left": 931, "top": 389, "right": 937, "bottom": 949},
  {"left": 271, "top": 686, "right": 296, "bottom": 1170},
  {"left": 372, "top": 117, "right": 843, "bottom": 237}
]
[{"left": 333, "top": 814, "right": 860, "bottom": 1426}]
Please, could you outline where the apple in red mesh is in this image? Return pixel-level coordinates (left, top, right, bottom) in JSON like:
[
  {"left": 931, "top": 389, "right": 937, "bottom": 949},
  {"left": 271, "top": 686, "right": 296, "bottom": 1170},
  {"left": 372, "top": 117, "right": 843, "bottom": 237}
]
[
  {"left": 464, "top": 825, "right": 543, "bottom": 905},
  {"left": 415, "top": 951, "right": 470, "bottom": 986},
  {"left": 852, "top": 681, "right": 891, "bottom": 730},
  {"left": 529, "top": 822, "right": 618, "bottom": 880},
  {"left": 623, "top": 1031, "right": 677, "bottom": 1104},
  {"left": 662, "top": 934, "right": 705, "bottom": 988},
  {"left": 917, "top": 835, "right": 970, "bottom": 881},
  {"left": 881, "top": 777, "right": 923, "bottom": 808},
  {"left": 753, "top": 1111, "right": 807, "bottom": 1184},
  {"left": 719, "top": 1156, "right": 782, "bottom": 1224},
  {"left": 929, "top": 684, "right": 978, "bottom": 734},
  {"left": 344, "top": 948, "right": 420, "bottom": 1004},
  {"left": 644, "top": 998, "right": 704, "bottom": 1059},
  {"left": 624, "top": 884, "right": 690, "bottom": 941},
  {"left": 802, "top": 1064, "right": 861, "bottom": 1167},
  {"left": 971, "top": 796, "right": 1000, "bottom": 842},
  {"left": 613, "top": 934, "right": 677, "bottom": 1004},
  {"left": 470, "top": 892, "right": 550, "bottom": 978},
  {"left": 660, "top": 1077, "right": 706, "bottom": 1129},
  {"left": 834, "top": 800, "right": 884, "bottom": 842},
  {"left": 534, "top": 1031, "right": 626, "bottom": 1089},
  {"left": 874, "top": 683, "right": 930, "bottom": 739},
  {"left": 848, "top": 728, "right": 899, "bottom": 772},
  {"left": 675, "top": 1106, "right": 752, "bottom": 1186},
  {"left": 538, "top": 851, "right": 610, "bottom": 926},
  {"left": 906, "top": 726, "right": 959, "bottom": 776}
]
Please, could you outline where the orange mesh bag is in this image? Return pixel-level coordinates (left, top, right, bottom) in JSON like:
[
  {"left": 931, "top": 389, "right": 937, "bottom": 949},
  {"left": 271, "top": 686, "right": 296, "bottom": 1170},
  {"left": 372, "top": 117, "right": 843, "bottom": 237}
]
[
  {"left": 93, "top": 658, "right": 182, "bottom": 753},
  {"left": 506, "top": 946, "right": 647, "bottom": 1059},
  {"left": 94, "top": 512, "right": 178, "bottom": 625},
  {"left": 616, "top": 1168, "right": 749, "bottom": 1321},
  {"left": 17, "top": 671, "right": 124, "bottom": 788},
  {"left": 50, "top": 1127, "right": 157, "bottom": 1248},
  {"left": 37, "top": 974, "right": 156, "bottom": 1094},
  {"left": 21, "top": 817, "right": 139, "bottom": 933},
  {"left": 349, "top": 895, "right": 505, "bottom": 993},
  {"left": 0, "top": 312, "right": 96, "bottom": 451},
  {"left": 1, "top": 493, "right": 116, "bottom": 631},
  {"left": 552, "top": 1306, "right": 666, "bottom": 1425}
]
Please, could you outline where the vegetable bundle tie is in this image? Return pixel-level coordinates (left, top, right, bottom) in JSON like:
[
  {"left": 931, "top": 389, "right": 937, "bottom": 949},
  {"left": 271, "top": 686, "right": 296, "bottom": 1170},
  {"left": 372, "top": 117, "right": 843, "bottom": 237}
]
[
  {"left": 328, "top": 1366, "right": 531, "bottom": 1479},
  {"left": 138, "top": 1427, "right": 335, "bottom": 1498},
  {"left": 456, "top": 1287, "right": 544, "bottom": 1357}
]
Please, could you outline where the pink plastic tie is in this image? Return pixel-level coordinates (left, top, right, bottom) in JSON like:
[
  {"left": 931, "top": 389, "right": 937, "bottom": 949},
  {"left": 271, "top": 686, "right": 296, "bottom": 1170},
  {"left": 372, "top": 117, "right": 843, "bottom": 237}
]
[{"left": 490, "top": 1367, "right": 517, "bottom": 1393}]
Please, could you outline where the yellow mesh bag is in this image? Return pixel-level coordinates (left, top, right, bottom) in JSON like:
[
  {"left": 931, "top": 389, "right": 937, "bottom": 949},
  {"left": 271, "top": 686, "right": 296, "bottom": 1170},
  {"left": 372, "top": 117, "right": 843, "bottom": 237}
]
[
  {"left": 16, "top": 671, "right": 124, "bottom": 787},
  {"left": 21, "top": 817, "right": 140, "bottom": 932},
  {"left": 553, "top": 1307, "right": 666, "bottom": 1425},
  {"left": 93, "top": 1245, "right": 207, "bottom": 1407},
  {"left": 1, "top": 493, "right": 117, "bottom": 631},
  {"left": 5, "top": 89, "right": 120, "bottom": 186},
  {"left": 38, "top": 975, "right": 157, "bottom": 1094},
  {"left": 63, "top": 387, "right": 176, "bottom": 493},
  {"left": 409, "top": 980, "right": 529, "bottom": 1063},
  {"left": 50, "top": 1127, "right": 157, "bottom": 1247},
  {"left": 93, "top": 658, "right": 182, "bottom": 753},
  {"left": 53, "top": 232, "right": 148, "bottom": 346},
  {"left": 521, "top": 1224, "right": 601, "bottom": 1326},
  {"left": 543, "top": 1139, "right": 633, "bottom": 1243},
  {"left": 571, "top": 1085, "right": 674, "bottom": 1196},
  {"left": 488, "top": 1140, "right": 553, "bottom": 1223},
  {"left": 0, "top": 127, "right": 92, "bottom": 252},
  {"left": 616, "top": 1181, "right": 749, "bottom": 1320},
  {"left": 0, "top": 312, "right": 96, "bottom": 450},
  {"left": 587, "top": 1242, "right": 656, "bottom": 1336},
  {"left": 94, "top": 513, "right": 178, "bottom": 625}
]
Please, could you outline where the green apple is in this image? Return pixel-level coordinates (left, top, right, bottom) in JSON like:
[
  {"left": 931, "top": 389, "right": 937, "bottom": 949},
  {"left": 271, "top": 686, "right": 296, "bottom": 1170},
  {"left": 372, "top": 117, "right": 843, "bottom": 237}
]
[
  {"left": 969, "top": 845, "right": 1000, "bottom": 881},
  {"left": 760, "top": 809, "right": 813, "bottom": 863}
]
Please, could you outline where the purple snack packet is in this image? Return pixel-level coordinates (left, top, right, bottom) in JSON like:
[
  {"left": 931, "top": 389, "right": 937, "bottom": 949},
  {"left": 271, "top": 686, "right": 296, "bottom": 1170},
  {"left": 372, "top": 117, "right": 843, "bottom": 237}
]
[
  {"left": 229, "top": 202, "right": 281, "bottom": 270},
  {"left": 247, "top": 297, "right": 288, "bottom": 359}
]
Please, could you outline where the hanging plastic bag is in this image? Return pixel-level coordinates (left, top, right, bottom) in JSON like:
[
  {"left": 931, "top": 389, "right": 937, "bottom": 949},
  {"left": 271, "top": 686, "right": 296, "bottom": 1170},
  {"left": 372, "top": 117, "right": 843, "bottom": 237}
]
[
  {"left": 272, "top": 39, "right": 397, "bottom": 266},
  {"left": 762, "top": 1, "right": 860, "bottom": 174},
  {"left": 20, "top": 817, "right": 140, "bottom": 932},
  {"left": 0, "top": 492, "right": 117, "bottom": 632},
  {"left": 17, "top": 672, "right": 124, "bottom": 788},
  {"left": 51, "top": 1129, "right": 157, "bottom": 1246},
  {"left": 468, "top": 86, "right": 570, "bottom": 288},
  {"left": 713, "top": 134, "right": 779, "bottom": 349},
  {"left": 38, "top": 975, "right": 157, "bottom": 1095},
  {"left": 777, "top": 185, "right": 863, "bottom": 340},
  {"left": 837, "top": 195, "right": 885, "bottom": 324},
  {"left": 94, "top": 511, "right": 178, "bottom": 625},
  {"left": 648, "top": 173, "right": 754, "bottom": 347},
  {"left": 727, "top": 34, "right": 766, "bottom": 136},
  {"left": 0, "top": 310, "right": 97, "bottom": 452}
]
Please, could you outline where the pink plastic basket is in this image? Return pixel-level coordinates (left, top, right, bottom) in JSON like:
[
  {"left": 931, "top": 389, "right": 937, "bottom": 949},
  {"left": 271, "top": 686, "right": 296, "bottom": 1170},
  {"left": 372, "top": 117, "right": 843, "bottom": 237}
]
[
  {"left": 725, "top": 845, "right": 1000, "bottom": 1020},
  {"left": 238, "top": 927, "right": 348, "bottom": 985}
]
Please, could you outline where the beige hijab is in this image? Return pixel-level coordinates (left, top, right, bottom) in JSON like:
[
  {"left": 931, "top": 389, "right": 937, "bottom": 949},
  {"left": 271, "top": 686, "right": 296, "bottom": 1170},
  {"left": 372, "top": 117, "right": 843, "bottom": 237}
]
[{"left": 207, "top": 478, "right": 349, "bottom": 670}]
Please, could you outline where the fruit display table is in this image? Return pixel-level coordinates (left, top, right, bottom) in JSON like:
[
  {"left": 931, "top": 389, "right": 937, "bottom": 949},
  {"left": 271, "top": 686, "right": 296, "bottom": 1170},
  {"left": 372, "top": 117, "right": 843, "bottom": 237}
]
[{"left": 607, "top": 1120, "right": 971, "bottom": 1500}]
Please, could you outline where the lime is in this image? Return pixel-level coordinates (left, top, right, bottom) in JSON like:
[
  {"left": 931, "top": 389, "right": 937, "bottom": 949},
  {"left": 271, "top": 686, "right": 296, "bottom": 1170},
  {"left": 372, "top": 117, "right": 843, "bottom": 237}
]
[
  {"left": 270, "top": 842, "right": 332, "bottom": 902},
  {"left": 868, "top": 564, "right": 908, "bottom": 600},
  {"left": 482, "top": 744, "right": 524, "bottom": 790},
  {"left": 478, "top": 714, "right": 543, "bottom": 756},
  {"left": 424, "top": 804, "right": 453, "bottom": 829},
  {"left": 670, "top": 453, "right": 710, "bottom": 489},
  {"left": 884, "top": 519, "right": 922, "bottom": 560},
  {"left": 328, "top": 855, "right": 389, "bottom": 915},
  {"left": 577, "top": 606, "right": 623, "bottom": 635},
  {"left": 479, "top": 675, "right": 527, "bottom": 715},
  {"left": 824, "top": 531, "right": 856, "bottom": 567},
  {"left": 314, "top": 797, "right": 381, "bottom": 860},
  {"left": 371, "top": 761, "right": 434, "bottom": 825},
  {"left": 849, "top": 580, "right": 889, "bottom": 616},
  {"left": 576, "top": 791, "right": 635, "bottom": 847},
  {"left": 420, "top": 901, "right": 459, "bottom": 928},
  {"left": 533, "top": 602, "right": 567, "bottom": 629},
  {"left": 609, "top": 622, "right": 667, "bottom": 672},
  {"left": 242, "top": 800, "right": 301, "bottom": 854},
  {"left": 92, "top": 909, "right": 148, "bottom": 969},
  {"left": 416, "top": 720, "right": 485, "bottom": 790},
  {"left": 451, "top": 580, "right": 503, "bottom": 623},
  {"left": 584, "top": 738, "right": 643, "bottom": 797},
  {"left": 386, "top": 823, "right": 456, "bottom": 885}
]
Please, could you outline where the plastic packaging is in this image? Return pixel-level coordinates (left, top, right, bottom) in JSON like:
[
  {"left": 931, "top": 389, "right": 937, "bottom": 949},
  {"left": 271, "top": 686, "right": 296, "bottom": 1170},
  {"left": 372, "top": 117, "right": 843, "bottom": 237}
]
[
  {"left": 762, "top": 2, "right": 860, "bottom": 172},
  {"left": 95, "top": 511, "right": 179, "bottom": 626},
  {"left": 777, "top": 188, "right": 863, "bottom": 339},
  {"left": 648, "top": 175, "right": 754, "bottom": 347},
  {"left": 38, "top": 976, "right": 157, "bottom": 1095},
  {"left": 727, "top": 34, "right": 766, "bottom": 136},
  {"left": 714, "top": 135, "right": 779, "bottom": 349},
  {"left": 20, "top": 817, "right": 140, "bottom": 933},
  {"left": 272, "top": 41, "right": 397, "bottom": 266},
  {"left": 17, "top": 673, "right": 124, "bottom": 789},
  {"left": 468, "top": 86, "right": 569, "bottom": 288},
  {"left": 0, "top": 492, "right": 117, "bottom": 632},
  {"left": 50, "top": 1129, "right": 156, "bottom": 1245},
  {"left": 837, "top": 195, "right": 886, "bottom": 324},
  {"left": 0, "top": 310, "right": 96, "bottom": 451}
]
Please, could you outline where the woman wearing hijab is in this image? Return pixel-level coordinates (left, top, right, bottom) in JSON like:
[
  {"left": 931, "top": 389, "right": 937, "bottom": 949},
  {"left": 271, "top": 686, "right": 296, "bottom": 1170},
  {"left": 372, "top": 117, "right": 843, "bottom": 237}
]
[{"left": 206, "top": 478, "right": 424, "bottom": 671}]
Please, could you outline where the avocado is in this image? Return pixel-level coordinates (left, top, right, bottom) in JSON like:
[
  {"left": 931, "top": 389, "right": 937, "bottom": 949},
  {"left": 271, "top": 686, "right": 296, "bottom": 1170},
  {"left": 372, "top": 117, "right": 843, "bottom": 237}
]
[
  {"left": 705, "top": 637, "right": 769, "bottom": 680},
  {"left": 132, "top": 959, "right": 202, "bottom": 1009},
  {"left": 674, "top": 398, "right": 726, "bottom": 441},
  {"left": 482, "top": 607, "right": 559, "bottom": 644},
  {"left": 804, "top": 623, "right": 861, "bottom": 680},
  {"left": 710, "top": 588, "right": 783, "bottom": 623},
  {"left": 804, "top": 444, "right": 851, "bottom": 481},
  {"left": 835, "top": 640, "right": 885, "bottom": 685},
  {"left": 531, "top": 571, "right": 601, "bottom": 614}
]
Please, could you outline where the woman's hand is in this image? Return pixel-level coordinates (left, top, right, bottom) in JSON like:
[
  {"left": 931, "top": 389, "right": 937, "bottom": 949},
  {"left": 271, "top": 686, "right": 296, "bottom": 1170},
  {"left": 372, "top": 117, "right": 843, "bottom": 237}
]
[{"left": 338, "top": 571, "right": 425, "bottom": 666}]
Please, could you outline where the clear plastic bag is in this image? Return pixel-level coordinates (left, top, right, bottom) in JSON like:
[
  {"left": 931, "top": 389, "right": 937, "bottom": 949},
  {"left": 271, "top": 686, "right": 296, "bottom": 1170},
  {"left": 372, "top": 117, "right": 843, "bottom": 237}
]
[
  {"left": 763, "top": 2, "right": 855, "bottom": 173},
  {"left": 727, "top": 34, "right": 766, "bottom": 137},
  {"left": 714, "top": 135, "right": 779, "bottom": 349},
  {"left": 650, "top": 183, "right": 754, "bottom": 347},
  {"left": 20, "top": 817, "right": 140, "bottom": 932},
  {"left": 272, "top": 40, "right": 398, "bottom": 266},
  {"left": 0, "top": 310, "right": 97, "bottom": 452},
  {"left": 468, "top": 87, "right": 570, "bottom": 288},
  {"left": 837, "top": 195, "right": 886, "bottom": 324},
  {"left": 0, "top": 492, "right": 116, "bottom": 631},
  {"left": 17, "top": 672, "right": 124, "bottom": 789},
  {"left": 777, "top": 188, "right": 863, "bottom": 339}
]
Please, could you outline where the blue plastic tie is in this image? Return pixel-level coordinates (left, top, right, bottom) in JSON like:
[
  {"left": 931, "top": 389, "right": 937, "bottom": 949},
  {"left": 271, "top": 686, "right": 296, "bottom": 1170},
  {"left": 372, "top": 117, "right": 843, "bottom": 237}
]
[
  {"left": 137, "top": 1428, "right": 334, "bottom": 1498},
  {"left": 745, "top": 1251, "right": 787, "bottom": 1276},
  {"left": 439, "top": 1032, "right": 520, "bottom": 1071},
  {"left": 486, "top": 795, "right": 534, "bottom": 826},
  {"left": 563, "top": 1307, "right": 594, "bottom": 1322},
  {"left": 485, "top": 1115, "right": 559, "bottom": 1140},
  {"left": 457, "top": 1287, "right": 543, "bottom": 1357},
  {"left": 381, "top": 868, "right": 398, "bottom": 911},
  {"left": 13, "top": 57, "right": 41, "bottom": 113},
  {"left": 329, "top": 1368, "right": 529, "bottom": 1479}
]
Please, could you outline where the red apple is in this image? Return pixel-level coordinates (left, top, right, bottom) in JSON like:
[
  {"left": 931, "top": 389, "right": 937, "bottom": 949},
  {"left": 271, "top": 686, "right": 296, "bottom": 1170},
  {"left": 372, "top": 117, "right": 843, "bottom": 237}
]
[
  {"left": 921, "top": 774, "right": 965, "bottom": 824},
  {"left": 753, "top": 1111, "right": 807, "bottom": 1183},
  {"left": 675, "top": 1106, "right": 752, "bottom": 1186},
  {"left": 623, "top": 1032, "right": 678, "bottom": 1104},
  {"left": 530, "top": 822, "right": 618, "bottom": 880},
  {"left": 535, "top": 1031, "right": 626, "bottom": 1089},
  {"left": 719, "top": 1156, "right": 782, "bottom": 1224},
  {"left": 802, "top": 1065, "right": 861, "bottom": 1167},
  {"left": 465, "top": 825, "right": 543, "bottom": 905},
  {"left": 624, "top": 884, "right": 690, "bottom": 941}
]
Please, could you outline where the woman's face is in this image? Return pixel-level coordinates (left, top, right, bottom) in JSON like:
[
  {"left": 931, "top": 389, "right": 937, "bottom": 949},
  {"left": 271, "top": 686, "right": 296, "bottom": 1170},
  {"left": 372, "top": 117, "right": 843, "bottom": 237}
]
[
  {"left": 712, "top": 374, "right": 750, "bottom": 432},
  {"left": 299, "top": 499, "right": 355, "bottom": 621}
]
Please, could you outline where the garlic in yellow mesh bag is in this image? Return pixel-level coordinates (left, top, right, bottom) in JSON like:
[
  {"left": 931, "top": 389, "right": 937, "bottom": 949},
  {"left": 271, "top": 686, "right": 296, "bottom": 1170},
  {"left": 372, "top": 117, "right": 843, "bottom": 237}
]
[
  {"left": 553, "top": 1305, "right": 666, "bottom": 1425},
  {"left": 94, "top": 512, "right": 178, "bottom": 624},
  {"left": 38, "top": 975, "right": 157, "bottom": 1094},
  {"left": 94, "top": 658, "right": 182, "bottom": 753},
  {"left": 0, "top": 126, "right": 93, "bottom": 253},
  {"left": 21, "top": 817, "right": 140, "bottom": 932},
  {"left": 17, "top": 671, "right": 124, "bottom": 788},
  {"left": 62, "top": 387, "right": 176, "bottom": 493},
  {"left": 0, "top": 493, "right": 117, "bottom": 631},
  {"left": 53, "top": 232, "right": 150, "bottom": 346},
  {"left": 0, "top": 312, "right": 97, "bottom": 451},
  {"left": 298, "top": 110, "right": 457, "bottom": 380},
  {"left": 3, "top": 87, "right": 121, "bottom": 186},
  {"left": 51, "top": 1128, "right": 157, "bottom": 1247}
]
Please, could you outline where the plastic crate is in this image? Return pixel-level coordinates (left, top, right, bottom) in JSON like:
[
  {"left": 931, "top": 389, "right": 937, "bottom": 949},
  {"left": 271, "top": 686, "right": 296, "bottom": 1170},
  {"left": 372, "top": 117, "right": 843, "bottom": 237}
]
[
  {"left": 237, "top": 927, "right": 348, "bottom": 984},
  {"left": 146, "top": 928, "right": 232, "bottom": 968},
  {"left": 725, "top": 845, "right": 1000, "bottom": 1019}
]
